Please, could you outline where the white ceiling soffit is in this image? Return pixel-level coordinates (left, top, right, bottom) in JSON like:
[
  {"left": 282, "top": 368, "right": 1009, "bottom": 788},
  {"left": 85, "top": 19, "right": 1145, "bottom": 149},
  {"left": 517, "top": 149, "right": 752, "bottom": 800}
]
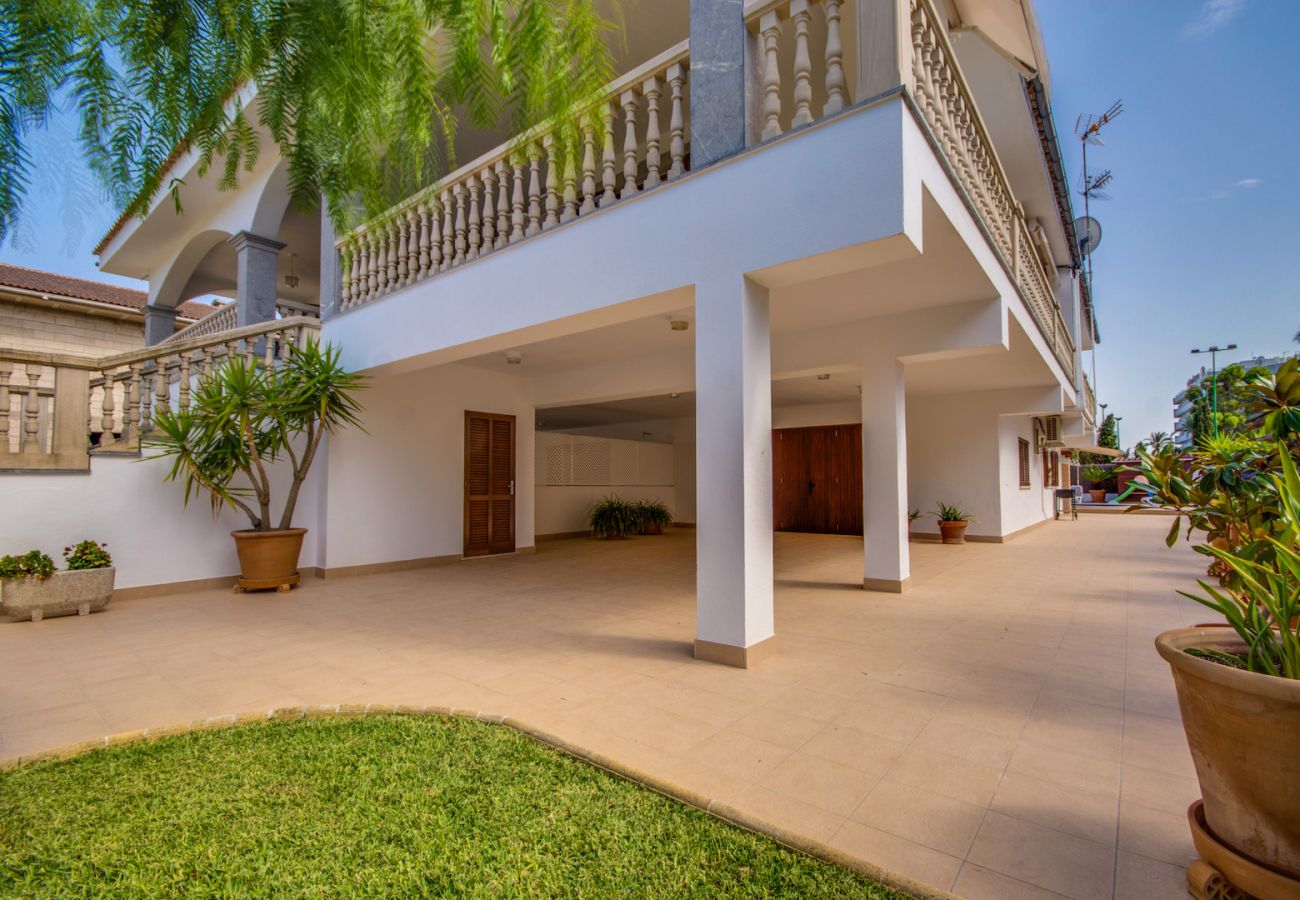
[{"left": 950, "top": 0, "right": 1051, "bottom": 92}]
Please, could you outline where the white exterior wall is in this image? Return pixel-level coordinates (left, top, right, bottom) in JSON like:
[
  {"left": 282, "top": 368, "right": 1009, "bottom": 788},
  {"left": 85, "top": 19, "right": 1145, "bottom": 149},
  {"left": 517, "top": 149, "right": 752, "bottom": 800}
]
[
  {"left": 771, "top": 402, "right": 861, "bottom": 429},
  {"left": 905, "top": 394, "right": 1003, "bottom": 538},
  {"left": 1, "top": 452, "right": 323, "bottom": 590},
  {"left": 998, "top": 415, "right": 1055, "bottom": 536},
  {"left": 319, "top": 363, "right": 535, "bottom": 569}
]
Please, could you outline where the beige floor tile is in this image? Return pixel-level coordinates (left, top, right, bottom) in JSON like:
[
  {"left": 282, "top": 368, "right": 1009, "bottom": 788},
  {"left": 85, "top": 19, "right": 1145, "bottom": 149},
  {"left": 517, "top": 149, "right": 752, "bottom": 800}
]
[
  {"left": 850, "top": 779, "right": 986, "bottom": 858},
  {"left": 689, "top": 730, "right": 791, "bottom": 782},
  {"left": 729, "top": 705, "right": 827, "bottom": 749},
  {"left": 827, "top": 820, "right": 963, "bottom": 891},
  {"left": 1006, "top": 738, "right": 1122, "bottom": 796},
  {"left": 990, "top": 771, "right": 1119, "bottom": 845},
  {"left": 757, "top": 750, "right": 879, "bottom": 817},
  {"left": 801, "top": 722, "right": 908, "bottom": 776},
  {"left": 952, "top": 864, "right": 1072, "bottom": 900},
  {"left": 1113, "top": 850, "right": 1190, "bottom": 900},
  {"left": 1117, "top": 802, "right": 1197, "bottom": 868},
  {"left": 883, "top": 746, "right": 1004, "bottom": 808},
  {"left": 909, "top": 717, "right": 1020, "bottom": 769},
  {"left": 1120, "top": 763, "right": 1200, "bottom": 817},
  {"left": 967, "top": 811, "right": 1116, "bottom": 900},
  {"left": 727, "top": 783, "right": 846, "bottom": 843}
]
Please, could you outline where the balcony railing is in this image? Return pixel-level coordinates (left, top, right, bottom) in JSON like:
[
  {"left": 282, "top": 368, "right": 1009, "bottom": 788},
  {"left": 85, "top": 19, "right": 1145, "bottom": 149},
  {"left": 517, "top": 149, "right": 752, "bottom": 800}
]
[
  {"left": 334, "top": 0, "right": 1076, "bottom": 383},
  {"left": 0, "top": 317, "right": 320, "bottom": 471},
  {"left": 1082, "top": 372, "right": 1096, "bottom": 424}
]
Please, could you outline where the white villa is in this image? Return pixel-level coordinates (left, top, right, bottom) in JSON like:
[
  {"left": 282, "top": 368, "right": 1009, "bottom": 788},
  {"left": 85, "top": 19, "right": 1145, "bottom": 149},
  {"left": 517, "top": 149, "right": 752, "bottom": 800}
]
[{"left": 4, "top": 0, "right": 1100, "bottom": 668}]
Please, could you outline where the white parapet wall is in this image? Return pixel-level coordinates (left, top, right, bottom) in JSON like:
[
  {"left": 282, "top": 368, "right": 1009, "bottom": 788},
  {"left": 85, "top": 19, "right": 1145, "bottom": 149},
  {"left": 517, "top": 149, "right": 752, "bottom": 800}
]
[{"left": 535, "top": 432, "right": 676, "bottom": 536}]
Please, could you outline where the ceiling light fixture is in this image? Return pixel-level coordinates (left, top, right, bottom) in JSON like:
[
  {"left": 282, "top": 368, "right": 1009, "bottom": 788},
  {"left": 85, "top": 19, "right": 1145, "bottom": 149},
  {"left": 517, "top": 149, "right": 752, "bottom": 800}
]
[
  {"left": 669, "top": 317, "right": 690, "bottom": 332},
  {"left": 504, "top": 351, "right": 524, "bottom": 365},
  {"left": 669, "top": 392, "right": 680, "bottom": 399},
  {"left": 817, "top": 373, "right": 831, "bottom": 381},
  {"left": 284, "top": 253, "right": 299, "bottom": 289}
]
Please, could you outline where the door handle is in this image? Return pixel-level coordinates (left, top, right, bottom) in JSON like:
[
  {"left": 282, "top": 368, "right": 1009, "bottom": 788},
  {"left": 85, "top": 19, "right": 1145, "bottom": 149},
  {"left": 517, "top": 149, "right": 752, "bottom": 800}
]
[
  {"left": 509, "top": 480, "right": 515, "bottom": 496},
  {"left": 808, "top": 481, "right": 815, "bottom": 495}
]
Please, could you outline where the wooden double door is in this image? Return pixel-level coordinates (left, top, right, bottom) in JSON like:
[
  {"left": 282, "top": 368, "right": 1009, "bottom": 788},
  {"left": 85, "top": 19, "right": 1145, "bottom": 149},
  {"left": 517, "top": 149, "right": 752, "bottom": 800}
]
[
  {"left": 772, "top": 424, "right": 863, "bottom": 535},
  {"left": 464, "top": 411, "right": 516, "bottom": 557}
]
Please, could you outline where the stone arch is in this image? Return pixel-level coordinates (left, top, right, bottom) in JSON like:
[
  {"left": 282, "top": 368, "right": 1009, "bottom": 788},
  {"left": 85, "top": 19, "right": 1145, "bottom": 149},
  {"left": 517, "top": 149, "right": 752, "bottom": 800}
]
[{"left": 147, "top": 229, "right": 234, "bottom": 310}]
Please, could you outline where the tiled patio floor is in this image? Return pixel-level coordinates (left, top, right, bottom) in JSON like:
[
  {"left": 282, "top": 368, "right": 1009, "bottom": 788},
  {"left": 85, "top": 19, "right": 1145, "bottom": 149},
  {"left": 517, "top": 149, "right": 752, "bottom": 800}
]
[{"left": 2, "top": 516, "right": 1208, "bottom": 899}]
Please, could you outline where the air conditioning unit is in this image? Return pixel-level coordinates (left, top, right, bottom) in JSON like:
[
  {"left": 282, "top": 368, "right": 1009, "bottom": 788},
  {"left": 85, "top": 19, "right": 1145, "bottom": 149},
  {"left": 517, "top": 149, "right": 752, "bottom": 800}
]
[{"left": 1041, "top": 415, "right": 1065, "bottom": 448}]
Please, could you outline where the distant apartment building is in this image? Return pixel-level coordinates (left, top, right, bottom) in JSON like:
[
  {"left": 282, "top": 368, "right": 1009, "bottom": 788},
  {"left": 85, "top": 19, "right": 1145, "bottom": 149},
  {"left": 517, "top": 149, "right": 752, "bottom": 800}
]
[{"left": 1172, "top": 354, "right": 1292, "bottom": 448}]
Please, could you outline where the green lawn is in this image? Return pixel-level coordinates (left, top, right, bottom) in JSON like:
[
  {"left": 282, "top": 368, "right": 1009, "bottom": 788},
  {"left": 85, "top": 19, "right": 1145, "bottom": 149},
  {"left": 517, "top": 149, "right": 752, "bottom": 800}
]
[{"left": 1, "top": 715, "right": 906, "bottom": 898}]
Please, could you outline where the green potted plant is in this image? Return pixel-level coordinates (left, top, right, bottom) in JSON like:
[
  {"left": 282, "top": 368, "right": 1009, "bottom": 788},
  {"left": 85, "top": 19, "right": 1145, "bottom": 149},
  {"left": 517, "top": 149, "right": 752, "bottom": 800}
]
[
  {"left": 1081, "top": 464, "right": 1109, "bottom": 503},
  {"left": 0, "top": 541, "right": 114, "bottom": 622},
  {"left": 907, "top": 508, "right": 920, "bottom": 541},
  {"left": 588, "top": 496, "right": 639, "bottom": 540},
  {"left": 146, "top": 339, "right": 365, "bottom": 592},
  {"left": 933, "top": 502, "right": 973, "bottom": 544},
  {"left": 1134, "top": 361, "right": 1300, "bottom": 893},
  {"left": 633, "top": 499, "right": 673, "bottom": 535}
]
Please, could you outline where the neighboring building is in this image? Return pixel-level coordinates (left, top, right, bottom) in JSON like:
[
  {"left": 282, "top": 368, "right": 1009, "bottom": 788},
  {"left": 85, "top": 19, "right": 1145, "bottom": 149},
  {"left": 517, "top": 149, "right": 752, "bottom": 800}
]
[
  {"left": 1172, "top": 354, "right": 1291, "bottom": 448},
  {"left": 6, "top": 0, "right": 1102, "bottom": 667}
]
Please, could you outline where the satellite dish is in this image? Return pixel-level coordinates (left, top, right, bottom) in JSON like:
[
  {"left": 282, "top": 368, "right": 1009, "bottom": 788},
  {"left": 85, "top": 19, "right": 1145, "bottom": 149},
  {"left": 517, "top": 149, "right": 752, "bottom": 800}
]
[{"left": 1074, "top": 216, "right": 1102, "bottom": 257}]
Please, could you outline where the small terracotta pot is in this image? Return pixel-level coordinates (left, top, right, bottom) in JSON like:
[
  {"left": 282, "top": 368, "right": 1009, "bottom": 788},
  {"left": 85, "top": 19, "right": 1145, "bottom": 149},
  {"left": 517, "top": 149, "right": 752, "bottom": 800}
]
[
  {"left": 1089, "top": 489, "right": 1107, "bottom": 503},
  {"left": 231, "top": 528, "right": 306, "bottom": 592},
  {"left": 937, "top": 520, "right": 968, "bottom": 544},
  {"left": 1156, "top": 627, "right": 1300, "bottom": 879}
]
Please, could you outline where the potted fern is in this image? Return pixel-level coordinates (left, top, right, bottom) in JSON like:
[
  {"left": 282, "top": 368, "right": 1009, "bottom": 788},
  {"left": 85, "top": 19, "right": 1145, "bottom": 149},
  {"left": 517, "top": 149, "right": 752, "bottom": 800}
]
[
  {"left": 933, "top": 502, "right": 973, "bottom": 544},
  {"left": 0, "top": 541, "right": 114, "bottom": 622},
  {"left": 146, "top": 339, "right": 365, "bottom": 592},
  {"left": 588, "top": 496, "right": 640, "bottom": 540},
  {"left": 634, "top": 499, "right": 673, "bottom": 535}
]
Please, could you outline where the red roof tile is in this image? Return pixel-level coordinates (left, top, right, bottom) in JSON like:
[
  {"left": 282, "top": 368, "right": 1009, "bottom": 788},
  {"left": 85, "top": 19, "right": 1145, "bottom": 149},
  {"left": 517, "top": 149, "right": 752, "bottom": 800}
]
[{"left": 0, "top": 263, "right": 216, "bottom": 321}]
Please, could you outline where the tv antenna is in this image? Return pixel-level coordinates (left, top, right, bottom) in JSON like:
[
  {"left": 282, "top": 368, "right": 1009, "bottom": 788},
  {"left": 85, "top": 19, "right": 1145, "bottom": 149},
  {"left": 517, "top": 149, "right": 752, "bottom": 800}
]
[
  {"left": 1079, "top": 169, "right": 1114, "bottom": 202},
  {"left": 1074, "top": 100, "right": 1123, "bottom": 293}
]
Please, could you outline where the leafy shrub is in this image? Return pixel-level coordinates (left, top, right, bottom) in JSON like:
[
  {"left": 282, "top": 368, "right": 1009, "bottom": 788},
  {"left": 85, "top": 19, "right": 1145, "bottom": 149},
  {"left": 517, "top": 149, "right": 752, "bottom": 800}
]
[
  {"left": 633, "top": 499, "right": 673, "bottom": 534},
  {"left": 1080, "top": 464, "right": 1109, "bottom": 485},
  {"left": 64, "top": 540, "right": 113, "bottom": 570},
  {"left": 933, "top": 502, "right": 973, "bottom": 523},
  {"left": 908, "top": 509, "right": 921, "bottom": 523},
  {"left": 0, "top": 550, "right": 56, "bottom": 580},
  {"left": 588, "top": 496, "right": 640, "bottom": 539}
]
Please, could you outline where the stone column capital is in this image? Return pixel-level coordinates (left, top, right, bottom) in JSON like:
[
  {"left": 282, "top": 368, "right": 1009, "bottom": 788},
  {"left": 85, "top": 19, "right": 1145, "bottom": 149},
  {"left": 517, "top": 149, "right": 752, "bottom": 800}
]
[{"left": 227, "top": 231, "right": 287, "bottom": 255}]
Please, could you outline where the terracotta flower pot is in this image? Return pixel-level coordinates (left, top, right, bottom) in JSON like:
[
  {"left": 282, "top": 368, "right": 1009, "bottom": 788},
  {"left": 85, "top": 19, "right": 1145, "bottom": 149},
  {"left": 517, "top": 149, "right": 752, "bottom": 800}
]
[
  {"left": 231, "top": 528, "right": 306, "bottom": 592},
  {"left": 937, "top": 520, "right": 968, "bottom": 544},
  {"left": 1156, "top": 627, "right": 1300, "bottom": 880},
  {"left": 1089, "top": 489, "right": 1107, "bottom": 503}
]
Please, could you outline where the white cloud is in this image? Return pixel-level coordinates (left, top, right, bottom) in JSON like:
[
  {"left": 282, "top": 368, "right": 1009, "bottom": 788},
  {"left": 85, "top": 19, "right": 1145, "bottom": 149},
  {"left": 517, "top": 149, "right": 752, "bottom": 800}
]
[
  {"left": 1208, "top": 178, "right": 1262, "bottom": 200},
  {"left": 1234, "top": 178, "right": 1262, "bottom": 189},
  {"left": 1181, "top": 0, "right": 1248, "bottom": 39}
]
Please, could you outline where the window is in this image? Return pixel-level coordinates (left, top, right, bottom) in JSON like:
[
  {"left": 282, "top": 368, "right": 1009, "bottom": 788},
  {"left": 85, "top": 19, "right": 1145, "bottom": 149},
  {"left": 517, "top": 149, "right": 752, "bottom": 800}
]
[
  {"left": 1044, "top": 450, "right": 1060, "bottom": 487},
  {"left": 1018, "top": 438, "right": 1031, "bottom": 488}
]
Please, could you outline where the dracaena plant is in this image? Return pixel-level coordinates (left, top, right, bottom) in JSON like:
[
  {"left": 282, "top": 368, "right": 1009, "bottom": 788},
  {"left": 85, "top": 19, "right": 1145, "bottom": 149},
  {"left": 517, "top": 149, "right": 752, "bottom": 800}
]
[{"left": 145, "top": 338, "right": 365, "bottom": 532}]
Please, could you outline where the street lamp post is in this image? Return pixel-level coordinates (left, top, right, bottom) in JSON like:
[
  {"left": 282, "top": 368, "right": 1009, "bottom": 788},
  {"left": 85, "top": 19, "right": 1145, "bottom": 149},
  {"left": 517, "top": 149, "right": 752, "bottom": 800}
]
[{"left": 1191, "top": 344, "right": 1238, "bottom": 439}]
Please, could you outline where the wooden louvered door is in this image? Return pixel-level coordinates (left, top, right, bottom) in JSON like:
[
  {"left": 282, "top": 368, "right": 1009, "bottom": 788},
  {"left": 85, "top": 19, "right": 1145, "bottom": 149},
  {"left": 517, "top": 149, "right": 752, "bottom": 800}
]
[
  {"left": 772, "top": 424, "right": 862, "bottom": 535},
  {"left": 464, "top": 411, "right": 516, "bottom": 557}
]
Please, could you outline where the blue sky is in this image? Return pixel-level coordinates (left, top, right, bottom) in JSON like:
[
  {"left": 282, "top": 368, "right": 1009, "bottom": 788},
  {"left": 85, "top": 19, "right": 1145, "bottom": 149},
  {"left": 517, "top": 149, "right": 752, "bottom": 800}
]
[{"left": 2, "top": 0, "right": 1296, "bottom": 446}]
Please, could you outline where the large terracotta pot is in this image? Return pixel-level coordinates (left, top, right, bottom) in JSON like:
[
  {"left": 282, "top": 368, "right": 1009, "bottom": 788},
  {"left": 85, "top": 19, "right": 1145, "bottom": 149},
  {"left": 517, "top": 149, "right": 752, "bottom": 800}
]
[
  {"left": 937, "top": 520, "right": 968, "bottom": 544},
  {"left": 1089, "top": 489, "right": 1107, "bottom": 503},
  {"left": 231, "top": 528, "right": 306, "bottom": 592},
  {"left": 1156, "top": 627, "right": 1300, "bottom": 879}
]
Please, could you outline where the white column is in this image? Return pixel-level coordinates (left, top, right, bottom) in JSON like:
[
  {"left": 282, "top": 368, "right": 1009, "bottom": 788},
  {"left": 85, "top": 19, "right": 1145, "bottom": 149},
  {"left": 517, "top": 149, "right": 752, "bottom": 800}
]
[
  {"left": 861, "top": 354, "right": 910, "bottom": 591},
  {"left": 694, "top": 275, "right": 774, "bottom": 667}
]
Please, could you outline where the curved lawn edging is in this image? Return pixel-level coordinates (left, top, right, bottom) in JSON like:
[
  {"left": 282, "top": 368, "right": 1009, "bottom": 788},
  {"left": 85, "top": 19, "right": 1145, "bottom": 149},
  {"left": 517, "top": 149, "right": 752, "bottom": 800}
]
[{"left": 1, "top": 703, "right": 955, "bottom": 900}]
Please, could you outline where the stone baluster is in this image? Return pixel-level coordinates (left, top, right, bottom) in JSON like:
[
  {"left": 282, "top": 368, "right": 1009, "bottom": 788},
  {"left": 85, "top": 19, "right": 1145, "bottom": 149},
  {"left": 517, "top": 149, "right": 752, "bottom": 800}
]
[
  {"left": 453, "top": 183, "right": 468, "bottom": 265},
  {"left": 428, "top": 198, "right": 443, "bottom": 272},
  {"left": 791, "top": 0, "right": 814, "bottom": 128},
  {"left": 264, "top": 331, "right": 276, "bottom": 368},
  {"left": 527, "top": 144, "right": 543, "bottom": 236},
  {"left": 667, "top": 64, "right": 687, "bottom": 180},
  {"left": 125, "top": 363, "right": 142, "bottom": 444},
  {"left": 406, "top": 208, "right": 420, "bottom": 283},
  {"left": 179, "top": 352, "right": 193, "bottom": 411},
  {"left": 760, "top": 11, "right": 783, "bottom": 140},
  {"left": 824, "top": 0, "right": 846, "bottom": 114},
  {"left": 494, "top": 161, "right": 510, "bottom": 249},
  {"left": 396, "top": 213, "right": 410, "bottom": 285},
  {"left": 339, "top": 242, "right": 352, "bottom": 311},
  {"left": 542, "top": 133, "right": 559, "bottom": 229},
  {"left": 482, "top": 167, "right": 497, "bottom": 250},
  {"left": 21, "top": 364, "right": 41, "bottom": 454},
  {"left": 386, "top": 220, "right": 399, "bottom": 289},
  {"left": 0, "top": 362, "right": 12, "bottom": 453},
  {"left": 375, "top": 225, "right": 389, "bottom": 294},
  {"left": 600, "top": 100, "right": 618, "bottom": 206},
  {"left": 642, "top": 75, "right": 663, "bottom": 189},
  {"left": 355, "top": 235, "right": 369, "bottom": 304},
  {"left": 140, "top": 365, "right": 154, "bottom": 432},
  {"left": 440, "top": 189, "right": 455, "bottom": 270},
  {"left": 154, "top": 355, "right": 170, "bottom": 417},
  {"left": 510, "top": 155, "right": 527, "bottom": 242},
  {"left": 561, "top": 136, "right": 578, "bottom": 223},
  {"left": 416, "top": 202, "right": 430, "bottom": 278},
  {"left": 621, "top": 89, "right": 641, "bottom": 196},
  {"left": 580, "top": 115, "right": 597, "bottom": 214},
  {"left": 202, "top": 347, "right": 215, "bottom": 382},
  {"left": 467, "top": 175, "right": 482, "bottom": 261},
  {"left": 99, "top": 366, "right": 117, "bottom": 445}
]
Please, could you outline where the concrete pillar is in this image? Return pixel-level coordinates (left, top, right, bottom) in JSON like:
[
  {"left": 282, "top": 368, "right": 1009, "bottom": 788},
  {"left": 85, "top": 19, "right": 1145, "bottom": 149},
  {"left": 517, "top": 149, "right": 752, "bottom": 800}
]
[
  {"left": 694, "top": 274, "right": 774, "bottom": 667},
  {"left": 142, "top": 305, "right": 177, "bottom": 346},
  {"left": 228, "top": 231, "right": 286, "bottom": 329},
  {"left": 690, "top": 0, "right": 748, "bottom": 168},
  {"left": 861, "top": 354, "right": 910, "bottom": 591},
  {"left": 319, "top": 202, "right": 343, "bottom": 320}
]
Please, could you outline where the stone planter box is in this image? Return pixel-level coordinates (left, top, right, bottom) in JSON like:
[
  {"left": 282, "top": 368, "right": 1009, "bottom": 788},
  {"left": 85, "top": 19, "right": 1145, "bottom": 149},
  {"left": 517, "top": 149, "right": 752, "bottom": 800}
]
[{"left": 1, "top": 568, "right": 115, "bottom": 622}]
